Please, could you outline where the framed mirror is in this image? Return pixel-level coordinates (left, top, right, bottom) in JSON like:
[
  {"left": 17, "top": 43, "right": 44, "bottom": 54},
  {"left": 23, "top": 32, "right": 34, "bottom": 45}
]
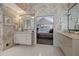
[
  {"left": 21, "top": 14, "right": 35, "bottom": 30},
  {"left": 68, "top": 4, "right": 79, "bottom": 31}
]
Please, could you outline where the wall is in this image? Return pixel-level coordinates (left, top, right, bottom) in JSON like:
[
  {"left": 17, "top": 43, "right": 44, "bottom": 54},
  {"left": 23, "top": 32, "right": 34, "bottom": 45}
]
[
  {"left": 31, "top": 3, "right": 57, "bottom": 16},
  {"left": 4, "top": 3, "right": 75, "bottom": 47},
  {"left": 29, "top": 3, "right": 69, "bottom": 46},
  {"left": 54, "top": 4, "right": 69, "bottom": 46},
  {"left": 0, "top": 4, "right": 16, "bottom": 50},
  {"left": 29, "top": 3, "right": 58, "bottom": 44},
  {"left": 3, "top": 5, "right": 20, "bottom": 50},
  {"left": 2, "top": 3, "right": 73, "bottom": 47},
  {"left": 0, "top": 4, "right": 4, "bottom": 50},
  {"left": 54, "top": 4, "right": 77, "bottom": 47}
]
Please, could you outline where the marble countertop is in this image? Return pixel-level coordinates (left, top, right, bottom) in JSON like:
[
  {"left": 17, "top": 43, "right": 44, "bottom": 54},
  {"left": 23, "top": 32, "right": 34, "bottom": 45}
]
[{"left": 57, "top": 31, "right": 79, "bottom": 40}]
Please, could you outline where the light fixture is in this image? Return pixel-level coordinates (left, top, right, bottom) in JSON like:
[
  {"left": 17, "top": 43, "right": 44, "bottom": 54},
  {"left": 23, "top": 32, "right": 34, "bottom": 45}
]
[
  {"left": 31, "top": 16, "right": 34, "bottom": 19},
  {"left": 19, "top": 16, "right": 21, "bottom": 19}
]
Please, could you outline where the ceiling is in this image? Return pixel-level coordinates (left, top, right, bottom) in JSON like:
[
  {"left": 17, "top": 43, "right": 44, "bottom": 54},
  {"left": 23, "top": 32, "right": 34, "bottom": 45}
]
[
  {"left": 16, "top": 3, "right": 30, "bottom": 11},
  {"left": 3, "top": 3, "right": 26, "bottom": 15},
  {"left": 16, "top": 3, "right": 35, "bottom": 14}
]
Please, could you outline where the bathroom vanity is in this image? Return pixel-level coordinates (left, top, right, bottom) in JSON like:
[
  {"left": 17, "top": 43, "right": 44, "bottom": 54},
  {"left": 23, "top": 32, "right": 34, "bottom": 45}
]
[
  {"left": 14, "top": 14, "right": 35, "bottom": 45},
  {"left": 14, "top": 30, "right": 33, "bottom": 45},
  {"left": 56, "top": 31, "right": 79, "bottom": 56}
]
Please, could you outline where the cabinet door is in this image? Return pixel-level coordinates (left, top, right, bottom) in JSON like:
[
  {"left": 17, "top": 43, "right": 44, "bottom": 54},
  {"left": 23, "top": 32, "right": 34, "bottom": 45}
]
[
  {"left": 62, "top": 35, "right": 72, "bottom": 56},
  {"left": 15, "top": 32, "right": 32, "bottom": 45},
  {"left": 26, "top": 38, "right": 32, "bottom": 45},
  {"left": 73, "top": 40, "right": 79, "bottom": 56},
  {"left": 14, "top": 32, "right": 27, "bottom": 44},
  {"left": 26, "top": 32, "right": 32, "bottom": 45},
  {"left": 56, "top": 33, "right": 64, "bottom": 47},
  {"left": 57, "top": 33, "right": 73, "bottom": 56}
]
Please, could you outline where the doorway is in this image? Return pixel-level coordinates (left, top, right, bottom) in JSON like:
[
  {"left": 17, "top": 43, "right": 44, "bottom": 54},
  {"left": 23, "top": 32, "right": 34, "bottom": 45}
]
[{"left": 36, "top": 15, "right": 53, "bottom": 45}]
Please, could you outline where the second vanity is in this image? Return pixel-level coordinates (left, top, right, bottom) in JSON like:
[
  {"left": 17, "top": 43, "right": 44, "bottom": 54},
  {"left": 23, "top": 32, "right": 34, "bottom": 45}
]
[
  {"left": 14, "top": 30, "right": 33, "bottom": 45},
  {"left": 56, "top": 31, "right": 79, "bottom": 56}
]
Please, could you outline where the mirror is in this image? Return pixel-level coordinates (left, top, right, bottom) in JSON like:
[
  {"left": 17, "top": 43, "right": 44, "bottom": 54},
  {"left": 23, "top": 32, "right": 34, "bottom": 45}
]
[
  {"left": 69, "top": 4, "right": 79, "bottom": 31},
  {"left": 60, "top": 4, "right": 79, "bottom": 32},
  {"left": 18, "top": 14, "right": 35, "bottom": 31}
]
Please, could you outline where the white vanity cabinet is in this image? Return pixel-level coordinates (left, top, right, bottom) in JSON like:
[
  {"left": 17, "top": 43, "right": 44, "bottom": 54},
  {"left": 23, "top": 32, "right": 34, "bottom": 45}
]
[
  {"left": 14, "top": 30, "right": 33, "bottom": 45},
  {"left": 56, "top": 31, "right": 79, "bottom": 56}
]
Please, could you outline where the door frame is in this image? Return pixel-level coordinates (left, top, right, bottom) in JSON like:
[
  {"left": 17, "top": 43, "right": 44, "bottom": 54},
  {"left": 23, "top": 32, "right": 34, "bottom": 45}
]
[{"left": 35, "top": 15, "right": 54, "bottom": 45}]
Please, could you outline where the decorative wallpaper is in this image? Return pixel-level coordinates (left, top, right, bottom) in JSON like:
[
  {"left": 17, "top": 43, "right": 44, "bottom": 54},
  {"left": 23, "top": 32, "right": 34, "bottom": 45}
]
[
  {"left": 0, "top": 4, "right": 3, "bottom": 50},
  {"left": 0, "top": 3, "right": 74, "bottom": 49},
  {"left": 0, "top": 4, "right": 14, "bottom": 50},
  {"left": 24, "top": 3, "right": 69, "bottom": 45}
]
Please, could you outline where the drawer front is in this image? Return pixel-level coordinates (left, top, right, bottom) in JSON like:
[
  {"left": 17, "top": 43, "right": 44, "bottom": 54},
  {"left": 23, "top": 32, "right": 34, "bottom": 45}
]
[
  {"left": 58, "top": 39, "right": 72, "bottom": 56},
  {"left": 14, "top": 32, "right": 32, "bottom": 45},
  {"left": 56, "top": 33, "right": 64, "bottom": 43},
  {"left": 26, "top": 39, "right": 32, "bottom": 45},
  {"left": 62, "top": 44, "right": 72, "bottom": 56}
]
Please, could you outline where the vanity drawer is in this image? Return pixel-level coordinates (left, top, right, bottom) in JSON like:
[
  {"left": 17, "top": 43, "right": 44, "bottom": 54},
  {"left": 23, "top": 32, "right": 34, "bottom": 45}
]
[
  {"left": 26, "top": 39, "right": 32, "bottom": 45},
  {"left": 14, "top": 31, "right": 32, "bottom": 45}
]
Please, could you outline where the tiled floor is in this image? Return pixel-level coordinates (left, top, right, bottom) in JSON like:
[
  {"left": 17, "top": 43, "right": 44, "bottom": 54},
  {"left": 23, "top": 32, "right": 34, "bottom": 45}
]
[{"left": 0, "top": 44, "right": 64, "bottom": 56}]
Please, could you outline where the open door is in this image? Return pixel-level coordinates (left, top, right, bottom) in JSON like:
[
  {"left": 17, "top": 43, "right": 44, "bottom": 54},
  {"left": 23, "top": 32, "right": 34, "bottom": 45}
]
[{"left": 36, "top": 15, "right": 53, "bottom": 45}]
